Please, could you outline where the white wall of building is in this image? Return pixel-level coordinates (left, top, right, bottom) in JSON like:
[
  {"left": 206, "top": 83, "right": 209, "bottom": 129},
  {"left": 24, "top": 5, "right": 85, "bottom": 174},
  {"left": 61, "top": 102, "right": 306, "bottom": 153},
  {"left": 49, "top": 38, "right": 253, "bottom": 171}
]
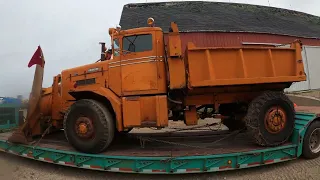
[{"left": 285, "top": 46, "right": 320, "bottom": 92}]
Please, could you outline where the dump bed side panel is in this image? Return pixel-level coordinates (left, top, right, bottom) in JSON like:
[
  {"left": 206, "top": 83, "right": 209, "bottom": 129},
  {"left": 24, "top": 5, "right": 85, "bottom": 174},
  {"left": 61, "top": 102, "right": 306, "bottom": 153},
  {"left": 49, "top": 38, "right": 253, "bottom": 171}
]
[{"left": 185, "top": 42, "right": 306, "bottom": 88}]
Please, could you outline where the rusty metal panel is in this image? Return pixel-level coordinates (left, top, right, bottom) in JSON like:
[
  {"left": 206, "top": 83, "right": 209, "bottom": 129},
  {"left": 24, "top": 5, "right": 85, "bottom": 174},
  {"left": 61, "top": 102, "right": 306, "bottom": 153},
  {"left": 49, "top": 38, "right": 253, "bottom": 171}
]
[
  {"left": 165, "top": 32, "right": 319, "bottom": 92},
  {"left": 164, "top": 32, "right": 320, "bottom": 52}
]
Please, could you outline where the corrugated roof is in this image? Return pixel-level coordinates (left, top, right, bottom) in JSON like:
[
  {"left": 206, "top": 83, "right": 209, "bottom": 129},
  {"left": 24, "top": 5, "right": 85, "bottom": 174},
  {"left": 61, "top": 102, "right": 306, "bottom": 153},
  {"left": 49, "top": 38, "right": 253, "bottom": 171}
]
[{"left": 119, "top": 1, "right": 320, "bottom": 39}]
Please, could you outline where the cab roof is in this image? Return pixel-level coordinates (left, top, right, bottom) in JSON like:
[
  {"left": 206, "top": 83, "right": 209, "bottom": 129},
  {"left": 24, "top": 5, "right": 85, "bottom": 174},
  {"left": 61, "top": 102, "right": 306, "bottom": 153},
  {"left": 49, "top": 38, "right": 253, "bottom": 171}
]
[{"left": 120, "top": 27, "right": 162, "bottom": 35}]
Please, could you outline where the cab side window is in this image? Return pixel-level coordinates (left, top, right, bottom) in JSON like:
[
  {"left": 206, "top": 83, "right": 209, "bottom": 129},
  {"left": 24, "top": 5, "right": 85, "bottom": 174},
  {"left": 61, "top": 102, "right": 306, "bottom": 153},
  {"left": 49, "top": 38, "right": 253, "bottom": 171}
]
[{"left": 123, "top": 34, "right": 152, "bottom": 53}]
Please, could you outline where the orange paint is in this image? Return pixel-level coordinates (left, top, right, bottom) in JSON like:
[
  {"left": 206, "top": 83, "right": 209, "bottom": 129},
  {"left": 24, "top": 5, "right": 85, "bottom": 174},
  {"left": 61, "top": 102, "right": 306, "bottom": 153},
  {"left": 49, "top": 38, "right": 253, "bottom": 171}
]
[
  {"left": 167, "top": 22, "right": 186, "bottom": 89},
  {"left": 186, "top": 41, "right": 305, "bottom": 88},
  {"left": 122, "top": 95, "right": 168, "bottom": 128},
  {"left": 184, "top": 106, "right": 198, "bottom": 126}
]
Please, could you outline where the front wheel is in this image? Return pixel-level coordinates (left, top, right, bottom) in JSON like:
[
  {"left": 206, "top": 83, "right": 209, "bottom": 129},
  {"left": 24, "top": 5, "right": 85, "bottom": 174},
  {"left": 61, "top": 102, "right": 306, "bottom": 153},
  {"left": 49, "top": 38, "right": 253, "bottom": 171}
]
[
  {"left": 245, "top": 91, "right": 295, "bottom": 146},
  {"left": 302, "top": 121, "right": 320, "bottom": 159},
  {"left": 63, "top": 99, "right": 115, "bottom": 154}
]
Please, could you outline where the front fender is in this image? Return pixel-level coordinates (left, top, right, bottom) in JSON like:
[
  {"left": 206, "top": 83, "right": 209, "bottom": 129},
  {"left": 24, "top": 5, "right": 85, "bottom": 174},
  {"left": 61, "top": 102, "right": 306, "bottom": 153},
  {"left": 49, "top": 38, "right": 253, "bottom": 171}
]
[{"left": 70, "top": 87, "right": 123, "bottom": 131}]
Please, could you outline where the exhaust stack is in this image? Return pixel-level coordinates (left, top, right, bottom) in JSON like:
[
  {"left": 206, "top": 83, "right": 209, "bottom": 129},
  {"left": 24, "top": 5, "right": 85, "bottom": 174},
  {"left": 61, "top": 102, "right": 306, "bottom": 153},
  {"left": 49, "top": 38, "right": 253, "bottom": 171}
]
[{"left": 99, "top": 42, "right": 106, "bottom": 61}]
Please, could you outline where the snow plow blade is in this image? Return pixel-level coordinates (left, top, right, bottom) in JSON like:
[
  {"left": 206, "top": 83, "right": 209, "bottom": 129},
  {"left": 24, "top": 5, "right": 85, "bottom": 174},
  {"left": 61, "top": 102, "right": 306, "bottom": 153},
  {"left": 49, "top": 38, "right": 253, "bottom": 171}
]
[
  {"left": 8, "top": 47, "right": 45, "bottom": 144},
  {"left": 7, "top": 130, "right": 29, "bottom": 144}
]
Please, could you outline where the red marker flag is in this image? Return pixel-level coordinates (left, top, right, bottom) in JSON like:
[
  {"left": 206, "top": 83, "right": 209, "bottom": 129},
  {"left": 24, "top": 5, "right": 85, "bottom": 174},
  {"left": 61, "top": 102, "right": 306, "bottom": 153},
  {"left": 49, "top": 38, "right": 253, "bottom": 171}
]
[{"left": 28, "top": 46, "right": 45, "bottom": 68}]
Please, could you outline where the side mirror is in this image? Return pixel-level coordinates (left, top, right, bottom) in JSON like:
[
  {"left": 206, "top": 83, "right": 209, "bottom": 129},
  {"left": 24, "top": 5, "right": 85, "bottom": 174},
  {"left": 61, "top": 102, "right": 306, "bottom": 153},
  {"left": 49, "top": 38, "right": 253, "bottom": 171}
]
[{"left": 99, "top": 42, "right": 106, "bottom": 61}]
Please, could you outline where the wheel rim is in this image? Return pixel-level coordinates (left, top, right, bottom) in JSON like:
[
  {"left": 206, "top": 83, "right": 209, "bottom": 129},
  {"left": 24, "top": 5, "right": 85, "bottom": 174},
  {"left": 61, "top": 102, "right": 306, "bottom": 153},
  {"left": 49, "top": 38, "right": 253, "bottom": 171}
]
[
  {"left": 309, "top": 128, "right": 320, "bottom": 153},
  {"left": 264, "top": 106, "right": 287, "bottom": 134},
  {"left": 75, "top": 116, "right": 95, "bottom": 139}
]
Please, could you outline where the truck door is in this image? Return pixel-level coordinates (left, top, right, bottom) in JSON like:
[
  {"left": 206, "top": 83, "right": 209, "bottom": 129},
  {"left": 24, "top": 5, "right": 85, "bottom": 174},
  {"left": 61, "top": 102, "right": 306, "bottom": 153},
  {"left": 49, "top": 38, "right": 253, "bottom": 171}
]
[{"left": 120, "top": 31, "right": 165, "bottom": 96}]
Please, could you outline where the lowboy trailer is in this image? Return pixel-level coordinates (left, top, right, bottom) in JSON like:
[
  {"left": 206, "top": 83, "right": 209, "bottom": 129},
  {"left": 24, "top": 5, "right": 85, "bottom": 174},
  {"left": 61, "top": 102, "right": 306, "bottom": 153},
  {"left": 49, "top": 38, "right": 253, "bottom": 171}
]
[{"left": 0, "top": 106, "right": 320, "bottom": 174}]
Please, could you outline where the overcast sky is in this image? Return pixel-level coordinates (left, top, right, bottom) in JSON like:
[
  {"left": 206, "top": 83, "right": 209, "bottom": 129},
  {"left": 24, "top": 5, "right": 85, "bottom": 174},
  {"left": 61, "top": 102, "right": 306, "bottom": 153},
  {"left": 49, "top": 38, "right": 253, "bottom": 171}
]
[{"left": 0, "top": 0, "right": 319, "bottom": 99}]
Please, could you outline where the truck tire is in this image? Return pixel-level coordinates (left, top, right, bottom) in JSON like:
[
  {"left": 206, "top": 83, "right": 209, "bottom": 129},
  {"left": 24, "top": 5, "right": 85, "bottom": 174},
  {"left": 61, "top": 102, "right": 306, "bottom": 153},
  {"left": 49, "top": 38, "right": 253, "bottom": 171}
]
[
  {"left": 302, "top": 121, "right": 320, "bottom": 159},
  {"left": 245, "top": 91, "right": 295, "bottom": 146},
  {"left": 63, "top": 99, "right": 115, "bottom": 153}
]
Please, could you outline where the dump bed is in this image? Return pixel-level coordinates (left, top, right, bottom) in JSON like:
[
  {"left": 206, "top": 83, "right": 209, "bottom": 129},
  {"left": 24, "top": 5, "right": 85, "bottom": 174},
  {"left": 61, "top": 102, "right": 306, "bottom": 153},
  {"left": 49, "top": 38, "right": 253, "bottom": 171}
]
[{"left": 185, "top": 41, "right": 306, "bottom": 88}]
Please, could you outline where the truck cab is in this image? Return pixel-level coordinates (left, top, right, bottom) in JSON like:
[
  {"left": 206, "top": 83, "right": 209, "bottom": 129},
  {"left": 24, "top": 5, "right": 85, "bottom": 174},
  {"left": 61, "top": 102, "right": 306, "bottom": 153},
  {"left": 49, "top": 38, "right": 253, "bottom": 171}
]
[
  {"left": 103, "top": 25, "right": 169, "bottom": 130},
  {"left": 107, "top": 26, "right": 167, "bottom": 97},
  {"left": 57, "top": 21, "right": 169, "bottom": 132}
]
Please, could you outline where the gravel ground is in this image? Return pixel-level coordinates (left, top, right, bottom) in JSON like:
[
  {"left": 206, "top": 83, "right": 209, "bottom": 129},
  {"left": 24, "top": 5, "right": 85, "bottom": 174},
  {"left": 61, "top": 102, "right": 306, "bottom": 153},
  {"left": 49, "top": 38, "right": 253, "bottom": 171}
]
[{"left": 0, "top": 152, "right": 320, "bottom": 180}]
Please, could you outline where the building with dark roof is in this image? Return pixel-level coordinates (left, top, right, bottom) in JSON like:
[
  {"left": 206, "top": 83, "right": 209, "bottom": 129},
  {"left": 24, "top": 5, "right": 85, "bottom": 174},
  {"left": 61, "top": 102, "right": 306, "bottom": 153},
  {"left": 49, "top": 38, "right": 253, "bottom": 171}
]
[{"left": 120, "top": 1, "right": 320, "bottom": 49}]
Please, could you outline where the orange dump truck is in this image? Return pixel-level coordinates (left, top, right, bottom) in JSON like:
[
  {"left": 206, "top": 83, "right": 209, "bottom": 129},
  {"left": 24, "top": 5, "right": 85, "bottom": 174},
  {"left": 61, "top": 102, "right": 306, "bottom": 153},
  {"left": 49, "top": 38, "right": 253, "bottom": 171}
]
[{"left": 9, "top": 18, "right": 306, "bottom": 153}]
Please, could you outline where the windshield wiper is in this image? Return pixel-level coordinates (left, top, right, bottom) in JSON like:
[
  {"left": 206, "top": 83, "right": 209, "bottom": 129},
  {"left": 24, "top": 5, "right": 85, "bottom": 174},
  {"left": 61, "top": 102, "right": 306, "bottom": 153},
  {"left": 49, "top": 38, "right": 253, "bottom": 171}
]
[{"left": 124, "top": 36, "right": 138, "bottom": 52}]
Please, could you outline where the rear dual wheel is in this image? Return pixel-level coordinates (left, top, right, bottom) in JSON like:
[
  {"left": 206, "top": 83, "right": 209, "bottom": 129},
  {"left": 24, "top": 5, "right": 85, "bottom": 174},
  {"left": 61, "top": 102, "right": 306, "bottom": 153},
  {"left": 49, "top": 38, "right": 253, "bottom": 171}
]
[
  {"left": 63, "top": 99, "right": 115, "bottom": 154},
  {"left": 245, "top": 91, "right": 295, "bottom": 146}
]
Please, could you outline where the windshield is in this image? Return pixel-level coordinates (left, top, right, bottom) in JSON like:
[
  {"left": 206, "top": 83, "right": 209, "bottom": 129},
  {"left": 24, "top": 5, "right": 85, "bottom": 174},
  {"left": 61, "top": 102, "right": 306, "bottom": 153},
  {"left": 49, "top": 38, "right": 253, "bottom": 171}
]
[{"left": 123, "top": 34, "right": 152, "bottom": 53}]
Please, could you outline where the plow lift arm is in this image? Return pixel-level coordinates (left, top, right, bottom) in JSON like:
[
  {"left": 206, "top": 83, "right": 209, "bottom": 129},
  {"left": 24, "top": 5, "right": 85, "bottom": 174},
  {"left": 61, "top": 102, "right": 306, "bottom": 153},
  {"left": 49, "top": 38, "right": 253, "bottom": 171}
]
[{"left": 8, "top": 46, "right": 45, "bottom": 144}]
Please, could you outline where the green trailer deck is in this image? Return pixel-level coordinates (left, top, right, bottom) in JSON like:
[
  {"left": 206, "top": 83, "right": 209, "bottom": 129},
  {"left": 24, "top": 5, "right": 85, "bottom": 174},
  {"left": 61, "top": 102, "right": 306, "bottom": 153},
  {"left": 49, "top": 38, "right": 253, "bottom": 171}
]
[{"left": 0, "top": 106, "right": 319, "bottom": 174}]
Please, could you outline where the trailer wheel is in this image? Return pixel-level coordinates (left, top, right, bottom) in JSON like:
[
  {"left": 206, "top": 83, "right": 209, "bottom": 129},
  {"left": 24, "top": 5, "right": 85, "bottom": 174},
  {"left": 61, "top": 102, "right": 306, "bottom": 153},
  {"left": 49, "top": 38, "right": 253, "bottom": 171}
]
[
  {"left": 245, "top": 91, "right": 295, "bottom": 146},
  {"left": 302, "top": 121, "right": 320, "bottom": 159},
  {"left": 63, "top": 99, "right": 115, "bottom": 153}
]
